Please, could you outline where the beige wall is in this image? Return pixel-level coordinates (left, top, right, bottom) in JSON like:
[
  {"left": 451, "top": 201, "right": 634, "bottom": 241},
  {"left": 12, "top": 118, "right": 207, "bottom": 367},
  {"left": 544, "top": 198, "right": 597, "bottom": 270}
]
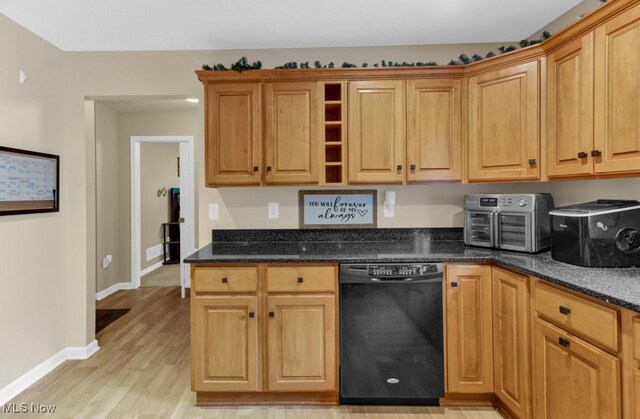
[
  {"left": 0, "top": 14, "right": 68, "bottom": 389},
  {"left": 140, "top": 142, "right": 179, "bottom": 270},
  {"left": 529, "top": 0, "right": 603, "bottom": 39}
]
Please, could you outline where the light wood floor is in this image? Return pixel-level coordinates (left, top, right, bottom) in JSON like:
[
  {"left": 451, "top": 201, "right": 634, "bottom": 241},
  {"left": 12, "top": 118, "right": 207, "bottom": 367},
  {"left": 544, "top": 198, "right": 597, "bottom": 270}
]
[
  {"left": 141, "top": 264, "right": 181, "bottom": 287},
  {"left": 6, "top": 287, "right": 502, "bottom": 418}
]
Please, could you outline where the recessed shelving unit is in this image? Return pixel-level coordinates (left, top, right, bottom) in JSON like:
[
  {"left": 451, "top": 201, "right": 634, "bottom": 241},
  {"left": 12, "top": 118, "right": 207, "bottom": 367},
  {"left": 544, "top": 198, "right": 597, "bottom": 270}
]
[{"left": 322, "top": 82, "right": 346, "bottom": 185}]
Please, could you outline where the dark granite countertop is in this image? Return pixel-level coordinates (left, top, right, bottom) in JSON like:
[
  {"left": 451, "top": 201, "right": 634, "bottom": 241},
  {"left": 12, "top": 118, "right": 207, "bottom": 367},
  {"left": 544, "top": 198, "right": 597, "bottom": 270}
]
[{"left": 185, "top": 228, "right": 640, "bottom": 313}]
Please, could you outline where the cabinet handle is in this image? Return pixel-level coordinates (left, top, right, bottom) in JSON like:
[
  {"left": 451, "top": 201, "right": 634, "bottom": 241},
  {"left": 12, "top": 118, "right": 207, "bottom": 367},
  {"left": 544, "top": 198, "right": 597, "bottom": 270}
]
[
  {"left": 528, "top": 158, "right": 536, "bottom": 165},
  {"left": 451, "top": 281, "right": 458, "bottom": 288},
  {"left": 269, "top": 311, "right": 275, "bottom": 318},
  {"left": 297, "top": 277, "right": 304, "bottom": 283},
  {"left": 591, "top": 150, "right": 602, "bottom": 157},
  {"left": 221, "top": 277, "right": 228, "bottom": 283},
  {"left": 397, "top": 164, "right": 403, "bottom": 172},
  {"left": 266, "top": 166, "right": 272, "bottom": 172},
  {"left": 248, "top": 312, "right": 255, "bottom": 318},
  {"left": 558, "top": 337, "right": 570, "bottom": 348},
  {"left": 559, "top": 305, "right": 571, "bottom": 315},
  {"left": 253, "top": 166, "right": 259, "bottom": 172},
  {"left": 410, "top": 164, "right": 416, "bottom": 172},
  {"left": 577, "top": 151, "right": 588, "bottom": 159}
]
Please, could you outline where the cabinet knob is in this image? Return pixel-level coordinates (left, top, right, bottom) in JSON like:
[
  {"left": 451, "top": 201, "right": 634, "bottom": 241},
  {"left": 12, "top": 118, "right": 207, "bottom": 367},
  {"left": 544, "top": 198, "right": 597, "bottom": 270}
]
[
  {"left": 221, "top": 277, "right": 228, "bottom": 283},
  {"left": 266, "top": 166, "right": 272, "bottom": 172},
  {"left": 248, "top": 312, "right": 255, "bottom": 318},
  {"left": 577, "top": 151, "right": 588, "bottom": 159},
  {"left": 559, "top": 305, "right": 571, "bottom": 315},
  {"left": 297, "top": 277, "right": 304, "bottom": 283},
  {"left": 591, "top": 150, "right": 602, "bottom": 157},
  {"left": 397, "top": 164, "right": 403, "bottom": 172},
  {"left": 269, "top": 311, "right": 275, "bottom": 318},
  {"left": 451, "top": 281, "right": 458, "bottom": 288},
  {"left": 528, "top": 158, "right": 537, "bottom": 165},
  {"left": 410, "top": 164, "right": 416, "bottom": 172},
  {"left": 253, "top": 166, "right": 259, "bottom": 172},
  {"left": 558, "top": 337, "right": 570, "bottom": 348}
]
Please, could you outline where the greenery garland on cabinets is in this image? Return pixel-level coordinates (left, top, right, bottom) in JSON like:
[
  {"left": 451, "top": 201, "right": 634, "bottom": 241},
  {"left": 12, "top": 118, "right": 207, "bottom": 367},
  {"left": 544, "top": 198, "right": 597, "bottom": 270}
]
[{"left": 201, "top": 31, "right": 553, "bottom": 71}]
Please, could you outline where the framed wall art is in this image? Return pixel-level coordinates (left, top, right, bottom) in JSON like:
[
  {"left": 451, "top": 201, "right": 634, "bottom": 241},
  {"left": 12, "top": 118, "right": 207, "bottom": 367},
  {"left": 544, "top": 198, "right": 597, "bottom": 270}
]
[{"left": 299, "top": 189, "right": 377, "bottom": 229}]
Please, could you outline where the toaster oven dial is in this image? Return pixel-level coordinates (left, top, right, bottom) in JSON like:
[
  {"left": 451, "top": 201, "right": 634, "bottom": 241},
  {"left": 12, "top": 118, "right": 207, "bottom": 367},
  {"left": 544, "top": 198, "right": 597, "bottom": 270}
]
[{"left": 518, "top": 198, "right": 527, "bottom": 207}]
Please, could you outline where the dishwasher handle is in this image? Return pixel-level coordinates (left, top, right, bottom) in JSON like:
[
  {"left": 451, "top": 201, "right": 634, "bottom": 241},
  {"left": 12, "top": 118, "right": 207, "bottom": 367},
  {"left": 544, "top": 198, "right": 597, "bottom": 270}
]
[{"left": 370, "top": 276, "right": 442, "bottom": 284}]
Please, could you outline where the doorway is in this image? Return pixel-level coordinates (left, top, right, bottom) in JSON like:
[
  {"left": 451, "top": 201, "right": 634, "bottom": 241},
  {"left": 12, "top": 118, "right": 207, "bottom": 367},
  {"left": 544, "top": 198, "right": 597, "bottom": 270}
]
[{"left": 131, "top": 136, "right": 195, "bottom": 298}]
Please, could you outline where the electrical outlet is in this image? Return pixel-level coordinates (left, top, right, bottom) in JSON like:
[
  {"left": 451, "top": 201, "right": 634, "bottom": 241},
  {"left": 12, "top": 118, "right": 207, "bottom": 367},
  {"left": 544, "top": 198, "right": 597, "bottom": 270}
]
[
  {"left": 268, "top": 202, "right": 279, "bottom": 219},
  {"left": 384, "top": 202, "right": 395, "bottom": 218},
  {"left": 208, "top": 203, "right": 219, "bottom": 220}
]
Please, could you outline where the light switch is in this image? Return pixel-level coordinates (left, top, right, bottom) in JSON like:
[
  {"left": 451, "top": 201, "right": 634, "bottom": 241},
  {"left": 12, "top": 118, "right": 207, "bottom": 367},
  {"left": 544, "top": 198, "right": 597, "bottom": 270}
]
[
  {"left": 268, "top": 202, "right": 279, "bottom": 219},
  {"left": 384, "top": 202, "right": 395, "bottom": 218},
  {"left": 208, "top": 203, "right": 219, "bottom": 220}
]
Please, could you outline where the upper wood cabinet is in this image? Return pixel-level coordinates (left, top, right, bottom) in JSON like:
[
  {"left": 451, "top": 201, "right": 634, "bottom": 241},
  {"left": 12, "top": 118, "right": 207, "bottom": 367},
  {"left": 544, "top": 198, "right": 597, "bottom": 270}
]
[
  {"left": 468, "top": 61, "right": 540, "bottom": 182},
  {"left": 444, "top": 264, "right": 494, "bottom": 394},
  {"left": 594, "top": 3, "right": 640, "bottom": 174},
  {"left": 264, "top": 82, "right": 321, "bottom": 184},
  {"left": 546, "top": 32, "right": 595, "bottom": 178},
  {"left": 206, "top": 83, "right": 261, "bottom": 186},
  {"left": 348, "top": 80, "right": 406, "bottom": 184},
  {"left": 492, "top": 267, "right": 531, "bottom": 419},
  {"left": 406, "top": 79, "right": 462, "bottom": 182}
]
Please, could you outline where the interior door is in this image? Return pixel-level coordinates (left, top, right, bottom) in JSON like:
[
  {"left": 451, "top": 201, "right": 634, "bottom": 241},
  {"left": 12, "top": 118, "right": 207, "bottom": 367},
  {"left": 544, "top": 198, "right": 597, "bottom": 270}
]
[{"left": 179, "top": 141, "right": 194, "bottom": 297}]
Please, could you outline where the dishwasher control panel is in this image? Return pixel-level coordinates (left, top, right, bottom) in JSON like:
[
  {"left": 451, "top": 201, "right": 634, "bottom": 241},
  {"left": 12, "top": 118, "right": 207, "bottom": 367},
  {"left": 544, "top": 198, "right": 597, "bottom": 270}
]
[{"left": 368, "top": 264, "right": 439, "bottom": 277}]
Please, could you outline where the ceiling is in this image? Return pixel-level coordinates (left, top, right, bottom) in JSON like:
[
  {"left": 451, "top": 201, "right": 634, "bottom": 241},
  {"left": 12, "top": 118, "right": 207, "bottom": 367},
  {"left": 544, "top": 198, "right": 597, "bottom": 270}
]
[{"left": 0, "top": 0, "right": 583, "bottom": 51}]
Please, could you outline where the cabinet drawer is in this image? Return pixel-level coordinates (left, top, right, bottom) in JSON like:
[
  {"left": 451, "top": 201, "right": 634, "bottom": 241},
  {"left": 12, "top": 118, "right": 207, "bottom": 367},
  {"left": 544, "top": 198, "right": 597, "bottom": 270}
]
[
  {"left": 534, "top": 282, "right": 619, "bottom": 352},
  {"left": 266, "top": 266, "right": 336, "bottom": 293},
  {"left": 193, "top": 267, "right": 258, "bottom": 293},
  {"left": 634, "top": 316, "right": 640, "bottom": 363}
]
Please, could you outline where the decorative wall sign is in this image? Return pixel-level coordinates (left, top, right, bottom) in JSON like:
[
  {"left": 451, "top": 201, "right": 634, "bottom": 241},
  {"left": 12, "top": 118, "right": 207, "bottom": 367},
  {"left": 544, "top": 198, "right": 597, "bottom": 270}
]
[
  {"left": 299, "top": 190, "right": 377, "bottom": 229},
  {"left": 0, "top": 146, "right": 59, "bottom": 216}
]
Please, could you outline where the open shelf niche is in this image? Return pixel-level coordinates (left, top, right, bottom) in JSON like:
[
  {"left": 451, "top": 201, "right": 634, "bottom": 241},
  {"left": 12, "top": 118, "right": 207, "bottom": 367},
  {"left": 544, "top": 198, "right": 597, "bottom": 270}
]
[{"left": 322, "top": 82, "right": 347, "bottom": 184}]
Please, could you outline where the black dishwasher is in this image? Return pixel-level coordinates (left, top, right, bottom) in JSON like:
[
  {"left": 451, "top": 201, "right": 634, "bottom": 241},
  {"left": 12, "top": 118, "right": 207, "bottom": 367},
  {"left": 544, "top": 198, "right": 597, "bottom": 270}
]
[{"left": 339, "top": 263, "right": 444, "bottom": 405}]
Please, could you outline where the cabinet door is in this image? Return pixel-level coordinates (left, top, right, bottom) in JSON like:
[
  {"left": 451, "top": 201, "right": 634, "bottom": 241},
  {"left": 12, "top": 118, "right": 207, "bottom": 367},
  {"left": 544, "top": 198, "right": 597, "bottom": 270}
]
[
  {"left": 406, "top": 79, "right": 462, "bottom": 182},
  {"left": 191, "top": 295, "right": 259, "bottom": 392},
  {"left": 594, "top": 3, "right": 640, "bottom": 174},
  {"left": 534, "top": 319, "right": 621, "bottom": 419},
  {"left": 348, "top": 80, "right": 406, "bottom": 183},
  {"left": 492, "top": 267, "right": 531, "bottom": 418},
  {"left": 444, "top": 264, "right": 493, "bottom": 393},
  {"left": 547, "top": 33, "right": 595, "bottom": 177},
  {"left": 468, "top": 61, "right": 540, "bottom": 181},
  {"left": 264, "top": 82, "right": 320, "bottom": 184},
  {"left": 206, "top": 83, "right": 261, "bottom": 186},
  {"left": 266, "top": 294, "right": 336, "bottom": 392}
]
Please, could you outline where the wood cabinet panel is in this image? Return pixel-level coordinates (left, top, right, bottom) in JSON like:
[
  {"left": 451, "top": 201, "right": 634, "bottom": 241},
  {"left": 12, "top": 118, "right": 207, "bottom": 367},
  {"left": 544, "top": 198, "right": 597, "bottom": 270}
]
[
  {"left": 534, "top": 282, "right": 619, "bottom": 352},
  {"left": 634, "top": 316, "right": 640, "bottom": 363},
  {"left": 468, "top": 61, "right": 540, "bottom": 181},
  {"left": 264, "top": 82, "right": 320, "bottom": 184},
  {"left": 266, "top": 266, "right": 336, "bottom": 293},
  {"left": 193, "top": 267, "right": 258, "bottom": 293},
  {"left": 266, "top": 294, "right": 336, "bottom": 391},
  {"left": 534, "top": 319, "right": 620, "bottom": 419},
  {"left": 444, "top": 264, "right": 493, "bottom": 393},
  {"left": 594, "top": 3, "right": 640, "bottom": 174},
  {"left": 348, "top": 80, "right": 406, "bottom": 183},
  {"left": 206, "top": 83, "right": 261, "bottom": 186},
  {"left": 191, "top": 295, "right": 259, "bottom": 392},
  {"left": 492, "top": 267, "right": 531, "bottom": 418},
  {"left": 547, "top": 33, "right": 595, "bottom": 177},
  {"left": 406, "top": 79, "right": 462, "bottom": 182}
]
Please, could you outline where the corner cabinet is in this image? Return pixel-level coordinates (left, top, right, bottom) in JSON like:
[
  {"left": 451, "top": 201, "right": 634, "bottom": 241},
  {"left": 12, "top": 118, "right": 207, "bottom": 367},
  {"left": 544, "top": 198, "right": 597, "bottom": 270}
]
[
  {"left": 444, "top": 264, "right": 494, "bottom": 394},
  {"left": 264, "top": 82, "right": 321, "bottom": 184},
  {"left": 347, "top": 80, "right": 406, "bottom": 184},
  {"left": 406, "top": 79, "right": 462, "bottom": 182},
  {"left": 467, "top": 61, "right": 540, "bottom": 182},
  {"left": 205, "top": 83, "right": 262, "bottom": 186},
  {"left": 191, "top": 264, "right": 338, "bottom": 405}
]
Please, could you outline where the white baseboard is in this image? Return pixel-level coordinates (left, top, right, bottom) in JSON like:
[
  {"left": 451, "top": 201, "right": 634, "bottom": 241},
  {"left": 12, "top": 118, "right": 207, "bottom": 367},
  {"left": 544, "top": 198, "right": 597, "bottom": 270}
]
[
  {"left": 140, "top": 261, "right": 163, "bottom": 277},
  {"left": 145, "top": 243, "right": 163, "bottom": 261},
  {"left": 95, "top": 282, "right": 135, "bottom": 301},
  {"left": 0, "top": 340, "right": 100, "bottom": 406}
]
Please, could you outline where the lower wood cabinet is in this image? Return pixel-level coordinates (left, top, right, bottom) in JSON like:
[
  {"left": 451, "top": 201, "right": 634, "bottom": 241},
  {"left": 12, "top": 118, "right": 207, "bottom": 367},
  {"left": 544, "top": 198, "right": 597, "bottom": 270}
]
[
  {"left": 191, "top": 264, "right": 337, "bottom": 404},
  {"left": 191, "top": 295, "right": 259, "bottom": 392},
  {"left": 533, "top": 318, "right": 621, "bottom": 419},
  {"left": 266, "top": 294, "right": 336, "bottom": 391},
  {"left": 444, "top": 264, "right": 494, "bottom": 394},
  {"left": 492, "top": 267, "right": 531, "bottom": 419}
]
